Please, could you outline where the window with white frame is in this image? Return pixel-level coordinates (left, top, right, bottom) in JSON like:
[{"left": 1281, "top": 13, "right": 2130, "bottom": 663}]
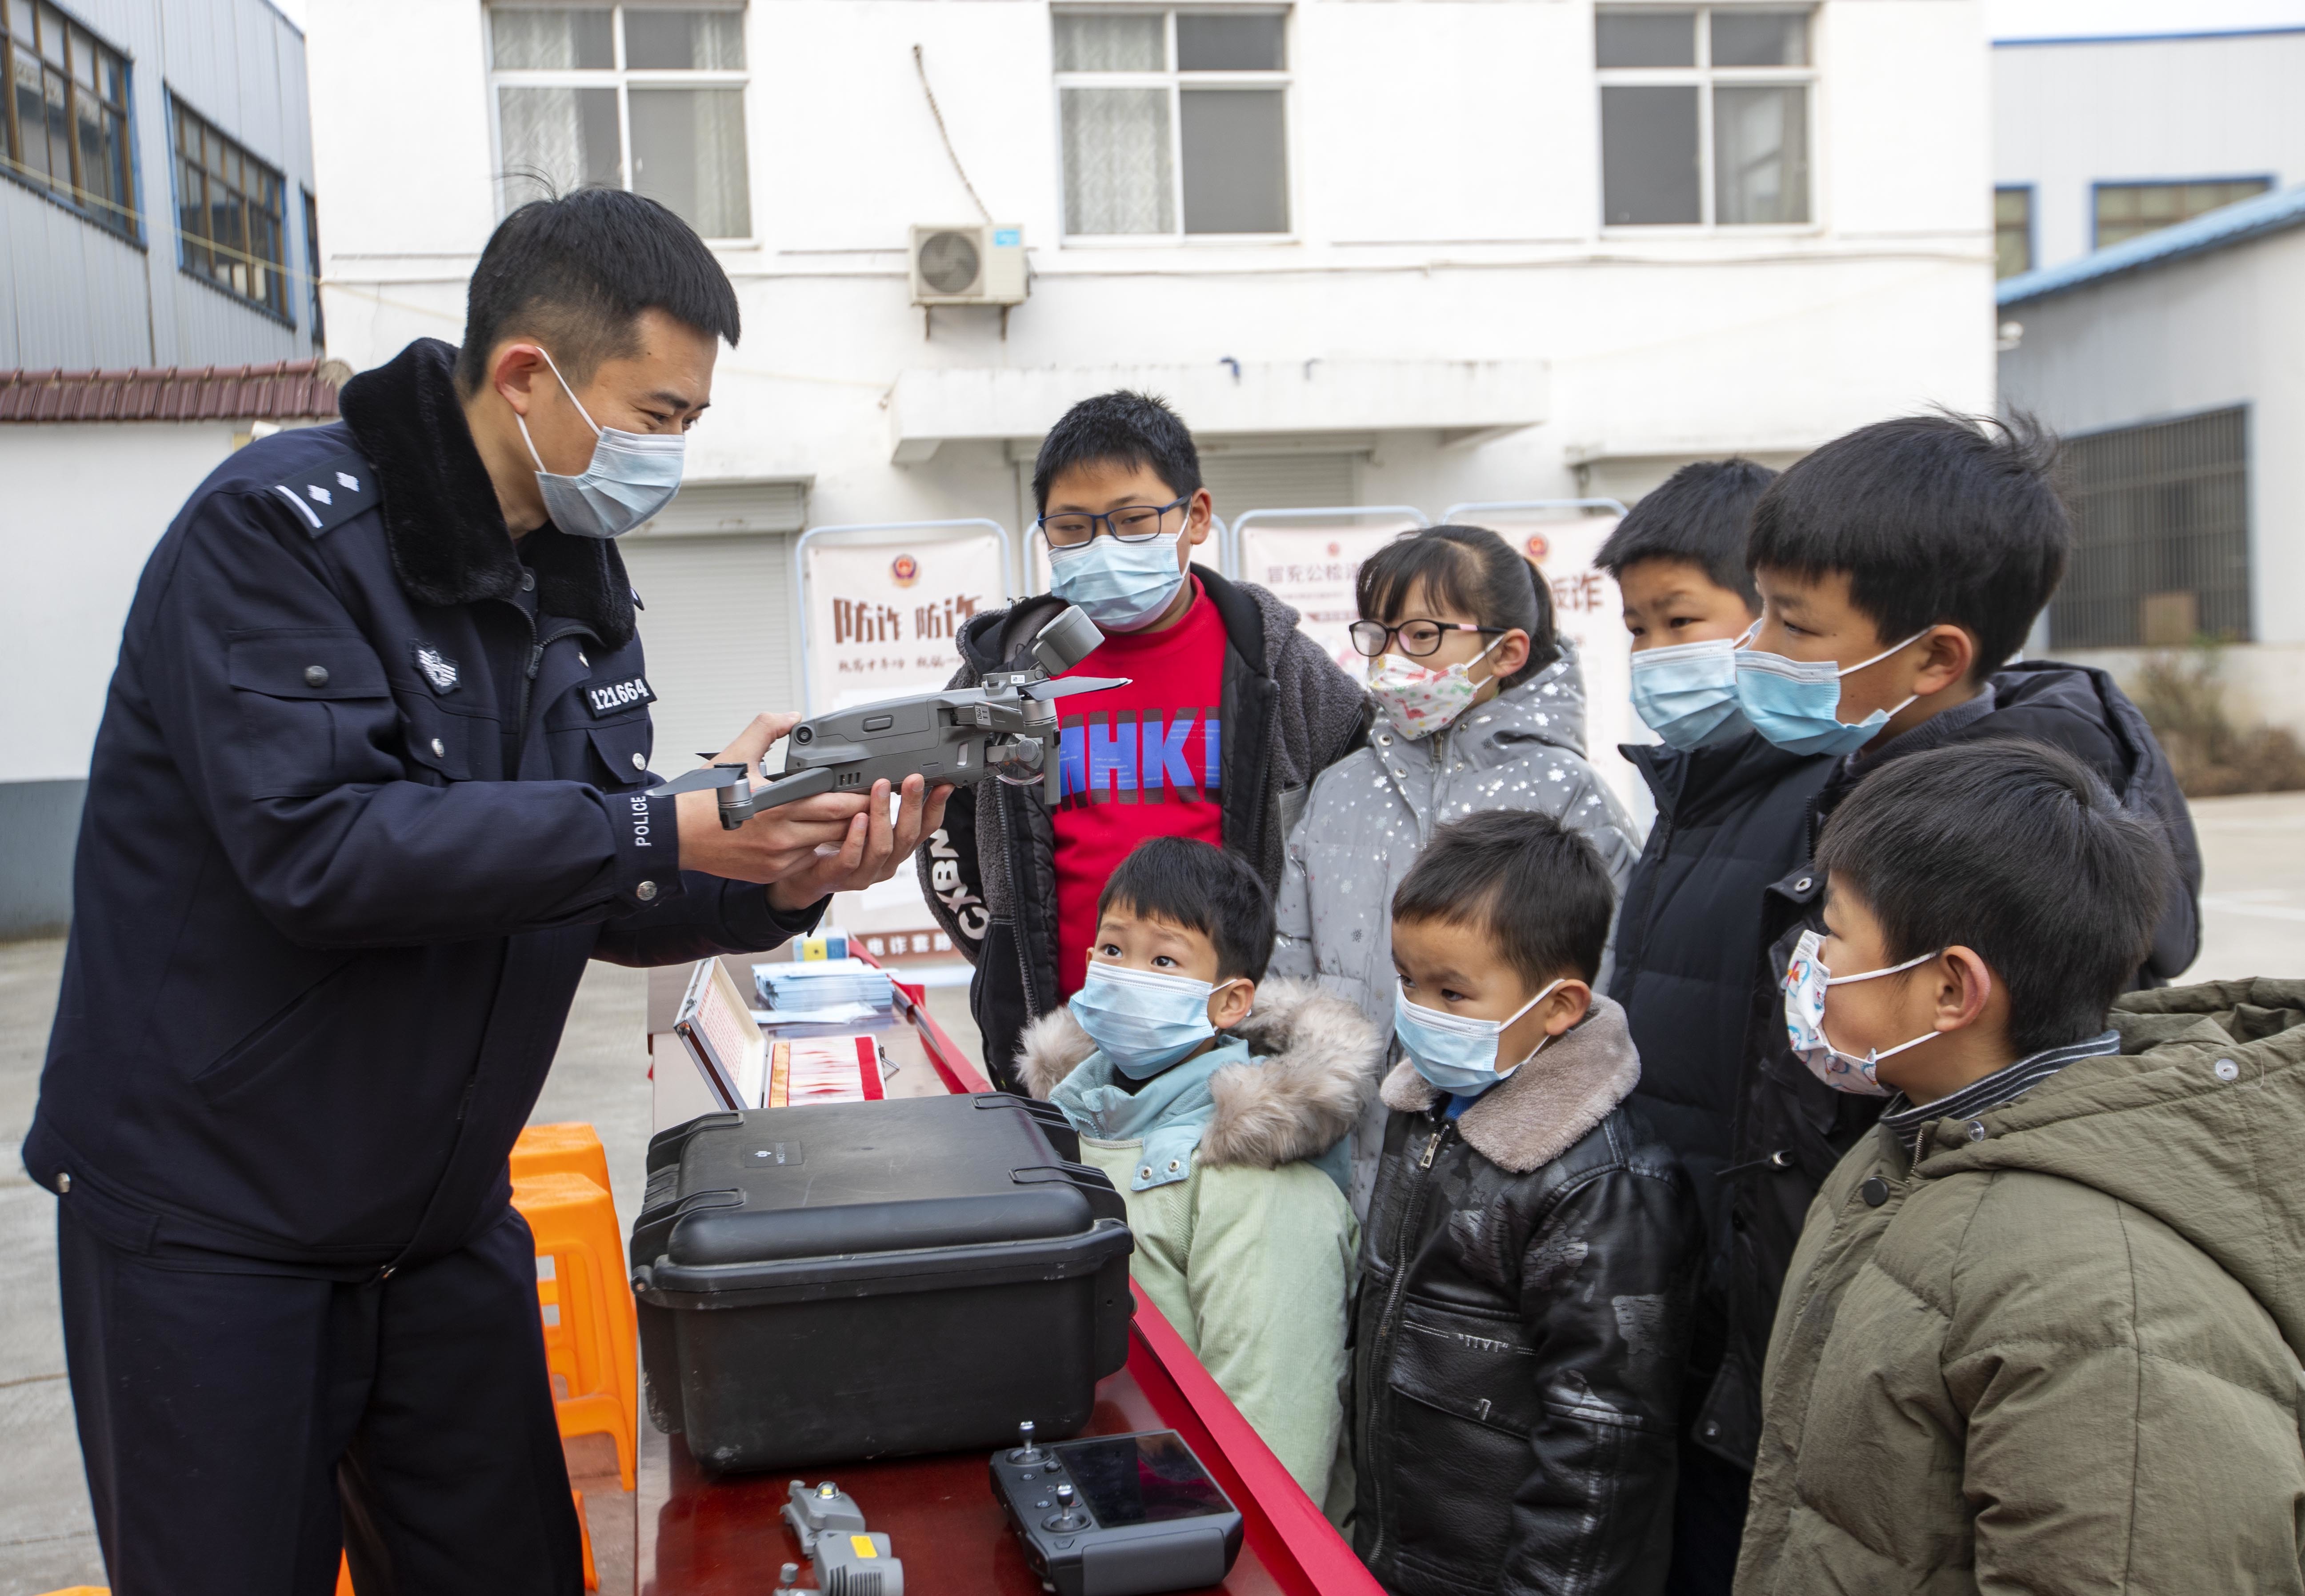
[
  {"left": 1054, "top": 9, "right": 1290, "bottom": 239},
  {"left": 1596, "top": 7, "right": 1813, "bottom": 228},
  {"left": 488, "top": 5, "right": 750, "bottom": 240}
]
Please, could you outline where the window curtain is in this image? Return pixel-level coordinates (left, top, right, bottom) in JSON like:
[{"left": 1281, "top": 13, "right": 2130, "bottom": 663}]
[{"left": 1061, "top": 88, "right": 1172, "bottom": 234}]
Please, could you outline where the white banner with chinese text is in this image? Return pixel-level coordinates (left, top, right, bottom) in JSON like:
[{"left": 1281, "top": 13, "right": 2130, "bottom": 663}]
[{"left": 797, "top": 525, "right": 1010, "bottom": 961}]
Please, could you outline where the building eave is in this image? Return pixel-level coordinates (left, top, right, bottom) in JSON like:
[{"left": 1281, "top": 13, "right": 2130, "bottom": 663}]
[{"left": 0, "top": 360, "right": 346, "bottom": 424}]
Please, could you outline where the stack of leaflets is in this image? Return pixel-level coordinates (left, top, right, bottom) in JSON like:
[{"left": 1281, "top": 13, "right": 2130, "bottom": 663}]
[
  {"left": 752, "top": 958, "right": 897, "bottom": 1028},
  {"left": 764, "top": 1034, "right": 886, "bottom": 1108}
]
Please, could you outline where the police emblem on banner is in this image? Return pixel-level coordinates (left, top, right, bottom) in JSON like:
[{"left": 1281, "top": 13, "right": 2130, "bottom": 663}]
[{"left": 412, "top": 642, "right": 460, "bottom": 694}]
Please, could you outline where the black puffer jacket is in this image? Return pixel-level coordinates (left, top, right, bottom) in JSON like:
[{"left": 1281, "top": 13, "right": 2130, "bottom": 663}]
[
  {"left": 1609, "top": 734, "right": 1835, "bottom": 1249},
  {"left": 1353, "top": 997, "right": 1699, "bottom": 1596},
  {"left": 1694, "top": 661, "right": 2204, "bottom": 1473}
]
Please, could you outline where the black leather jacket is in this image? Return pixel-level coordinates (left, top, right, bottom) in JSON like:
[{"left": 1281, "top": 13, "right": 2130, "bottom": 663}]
[{"left": 1351, "top": 1000, "right": 1700, "bottom": 1596}]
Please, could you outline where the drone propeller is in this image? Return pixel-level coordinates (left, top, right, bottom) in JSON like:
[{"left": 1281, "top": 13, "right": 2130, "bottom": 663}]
[
  {"left": 1023, "top": 674, "right": 1132, "bottom": 703},
  {"left": 647, "top": 760, "right": 752, "bottom": 798}
]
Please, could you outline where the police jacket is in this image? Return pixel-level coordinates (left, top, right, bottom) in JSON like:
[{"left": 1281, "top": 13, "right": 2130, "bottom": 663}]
[
  {"left": 1352, "top": 998, "right": 1697, "bottom": 1596},
  {"left": 912, "top": 571, "right": 1368, "bottom": 1090},
  {"left": 1694, "top": 660, "right": 2205, "bottom": 1474},
  {"left": 22, "top": 337, "right": 818, "bottom": 1272}
]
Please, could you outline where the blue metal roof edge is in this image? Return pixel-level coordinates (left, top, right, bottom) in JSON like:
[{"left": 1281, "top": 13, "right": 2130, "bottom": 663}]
[
  {"left": 1997, "top": 182, "right": 2305, "bottom": 307},
  {"left": 1993, "top": 24, "right": 2305, "bottom": 46}
]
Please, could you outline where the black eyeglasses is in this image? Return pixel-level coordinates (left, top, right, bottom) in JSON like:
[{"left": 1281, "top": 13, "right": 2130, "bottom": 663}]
[
  {"left": 1037, "top": 493, "right": 1193, "bottom": 549},
  {"left": 1348, "top": 619, "right": 1509, "bottom": 659}
]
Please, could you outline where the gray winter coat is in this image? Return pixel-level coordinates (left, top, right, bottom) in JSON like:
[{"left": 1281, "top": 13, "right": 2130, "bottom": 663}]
[{"left": 1269, "top": 639, "right": 1644, "bottom": 1218}]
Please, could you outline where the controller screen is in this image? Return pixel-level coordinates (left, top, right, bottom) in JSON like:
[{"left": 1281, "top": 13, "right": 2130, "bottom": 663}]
[{"left": 1055, "top": 1434, "right": 1229, "bottom": 1527}]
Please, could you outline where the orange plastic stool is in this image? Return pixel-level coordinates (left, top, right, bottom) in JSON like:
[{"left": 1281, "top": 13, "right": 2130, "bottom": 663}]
[
  {"left": 512, "top": 1122, "right": 613, "bottom": 1198},
  {"left": 572, "top": 1487, "right": 600, "bottom": 1590},
  {"left": 513, "top": 1171, "right": 637, "bottom": 1492},
  {"left": 334, "top": 1486, "right": 596, "bottom": 1591}
]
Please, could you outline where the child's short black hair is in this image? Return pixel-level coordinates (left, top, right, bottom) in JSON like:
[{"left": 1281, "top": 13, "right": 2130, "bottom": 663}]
[
  {"left": 1356, "top": 525, "right": 1560, "bottom": 691},
  {"left": 1816, "top": 740, "right": 2167, "bottom": 1056},
  {"left": 1391, "top": 811, "right": 1613, "bottom": 985},
  {"left": 1032, "top": 391, "right": 1204, "bottom": 515},
  {"left": 1097, "top": 838, "right": 1274, "bottom": 984},
  {"left": 1746, "top": 412, "right": 2070, "bottom": 680},
  {"left": 1597, "top": 458, "right": 1776, "bottom": 605},
  {"left": 455, "top": 189, "right": 741, "bottom": 396}
]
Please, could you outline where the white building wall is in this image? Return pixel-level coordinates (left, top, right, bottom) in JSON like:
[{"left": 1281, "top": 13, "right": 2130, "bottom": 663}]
[
  {"left": 1999, "top": 226, "right": 2305, "bottom": 655},
  {"left": 310, "top": 0, "right": 1993, "bottom": 491},
  {"left": 1, "top": 421, "right": 251, "bottom": 784},
  {"left": 1993, "top": 29, "right": 2305, "bottom": 272}
]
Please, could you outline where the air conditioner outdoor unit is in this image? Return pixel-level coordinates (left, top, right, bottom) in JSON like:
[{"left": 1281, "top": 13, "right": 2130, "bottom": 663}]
[{"left": 909, "top": 223, "right": 1027, "bottom": 307}]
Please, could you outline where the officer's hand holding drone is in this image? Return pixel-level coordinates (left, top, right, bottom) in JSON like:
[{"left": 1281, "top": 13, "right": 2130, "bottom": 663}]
[{"left": 675, "top": 710, "right": 953, "bottom": 910}]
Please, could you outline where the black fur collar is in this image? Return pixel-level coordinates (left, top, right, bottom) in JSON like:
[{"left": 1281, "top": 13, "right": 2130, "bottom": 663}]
[{"left": 338, "top": 338, "right": 636, "bottom": 649}]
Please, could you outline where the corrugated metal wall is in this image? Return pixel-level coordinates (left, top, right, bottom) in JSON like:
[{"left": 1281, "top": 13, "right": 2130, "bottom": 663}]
[
  {"left": 1, "top": 185, "right": 154, "bottom": 367},
  {"left": 2, "top": 0, "right": 317, "bottom": 370}
]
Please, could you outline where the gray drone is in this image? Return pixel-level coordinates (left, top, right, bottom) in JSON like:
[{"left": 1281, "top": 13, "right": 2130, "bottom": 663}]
[{"left": 648, "top": 604, "right": 1127, "bottom": 825}]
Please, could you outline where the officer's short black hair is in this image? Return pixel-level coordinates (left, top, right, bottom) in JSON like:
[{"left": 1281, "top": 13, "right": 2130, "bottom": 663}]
[
  {"left": 455, "top": 188, "right": 741, "bottom": 395},
  {"left": 1097, "top": 838, "right": 1274, "bottom": 984},
  {"left": 1597, "top": 458, "right": 1776, "bottom": 606},
  {"left": 1032, "top": 391, "right": 1203, "bottom": 515},
  {"left": 1816, "top": 740, "right": 2168, "bottom": 1055},
  {"left": 1392, "top": 810, "right": 1614, "bottom": 986},
  {"left": 1746, "top": 412, "right": 2070, "bottom": 681},
  {"left": 1357, "top": 525, "right": 1560, "bottom": 691}
]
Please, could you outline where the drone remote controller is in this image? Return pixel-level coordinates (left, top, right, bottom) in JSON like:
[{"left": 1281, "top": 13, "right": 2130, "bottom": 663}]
[
  {"left": 989, "top": 1423, "right": 1242, "bottom": 1596},
  {"left": 649, "top": 605, "right": 1126, "bottom": 825}
]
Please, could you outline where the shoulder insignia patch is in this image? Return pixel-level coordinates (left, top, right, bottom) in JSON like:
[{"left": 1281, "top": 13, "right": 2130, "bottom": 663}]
[{"left": 269, "top": 452, "right": 380, "bottom": 537}]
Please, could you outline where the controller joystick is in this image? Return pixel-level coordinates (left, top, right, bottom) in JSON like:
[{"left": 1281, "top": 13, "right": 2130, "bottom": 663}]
[
  {"left": 1008, "top": 1419, "right": 1046, "bottom": 1466},
  {"left": 1042, "top": 1481, "right": 1090, "bottom": 1534}
]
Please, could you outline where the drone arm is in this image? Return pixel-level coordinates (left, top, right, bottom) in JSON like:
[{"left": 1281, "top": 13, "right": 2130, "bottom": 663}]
[{"left": 745, "top": 765, "right": 842, "bottom": 811}]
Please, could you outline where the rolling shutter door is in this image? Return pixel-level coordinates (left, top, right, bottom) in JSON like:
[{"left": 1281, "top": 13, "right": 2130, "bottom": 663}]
[
  {"left": 1197, "top": 451, "right": 1357, "bottom": 519},
  {"left": 618, "top": 534, "right": 795, "bottom": 772}
]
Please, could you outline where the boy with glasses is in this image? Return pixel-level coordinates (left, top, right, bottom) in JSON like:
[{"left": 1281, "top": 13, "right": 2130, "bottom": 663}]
[{"left": 918, "top": 390, "right": 1368, "bottom": 1087}]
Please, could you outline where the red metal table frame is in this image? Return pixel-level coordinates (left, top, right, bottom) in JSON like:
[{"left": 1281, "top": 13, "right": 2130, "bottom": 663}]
[{"left": 633, "top": 955, "right": 1381, "bottom": 1594}]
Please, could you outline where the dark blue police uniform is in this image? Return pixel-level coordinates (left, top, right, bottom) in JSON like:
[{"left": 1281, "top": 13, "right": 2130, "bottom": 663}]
[{"left": 24, "top": 338, "right": 818, "bottom": 1594}]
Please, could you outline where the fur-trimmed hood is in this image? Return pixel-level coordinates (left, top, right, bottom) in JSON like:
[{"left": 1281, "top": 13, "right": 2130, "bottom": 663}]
[
  {"left": 1381, "top": 993, "right": 1641, "bottom": 1173},
  {"left": 338, "top": 337, "right": 638, "bottom": 648},
  {"left": 1018, "top": 978, "right": 1385, "bottom": 1169}
]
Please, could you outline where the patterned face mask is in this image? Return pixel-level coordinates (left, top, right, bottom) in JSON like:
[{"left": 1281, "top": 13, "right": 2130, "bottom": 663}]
[
  {"left": 1781, "top": 928, "right": 1944, "bottom": 1096},
  {"left": 1366, "top": 636, "right": 1504, "bottom": 740}
]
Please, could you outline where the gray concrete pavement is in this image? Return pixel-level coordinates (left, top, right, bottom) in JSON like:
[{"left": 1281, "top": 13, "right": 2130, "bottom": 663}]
[
  {"left": 0, "top": 793, "right": 2289, "bottom": 1591},
  {"left": 2180, "top": 792, "right": 2305, "bottom": 984}
]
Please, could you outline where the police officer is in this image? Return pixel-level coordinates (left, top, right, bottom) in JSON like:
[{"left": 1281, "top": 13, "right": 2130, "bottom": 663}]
[{"left": 23, "top": 191, "right": 947, "bottom": 1594}]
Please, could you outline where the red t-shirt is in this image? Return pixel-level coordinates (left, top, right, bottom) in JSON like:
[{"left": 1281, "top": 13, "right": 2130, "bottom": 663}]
[{"left": 1052, "top": 578, "right": 1228, "bottom": 996}]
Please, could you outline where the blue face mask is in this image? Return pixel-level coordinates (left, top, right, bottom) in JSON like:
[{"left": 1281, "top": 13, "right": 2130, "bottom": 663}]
[
  {"left": 1047, "top": 533, "right": 1187, "bottom": 632},
  {"left": 1629, "top": 628, "right": 1753, "bottom": 751},
  {"left": 1072, "top": 962, "right": 1243, "bottom": 1080},
  {"left": 515, "top": 347, "right": 686, "bottom": 540},
  {"left": 1393, "top": 978, "right": 1564, "bottom": 1097},
  {"left": 1733, "top": 629, "right": 1929, "bottom": 757}
]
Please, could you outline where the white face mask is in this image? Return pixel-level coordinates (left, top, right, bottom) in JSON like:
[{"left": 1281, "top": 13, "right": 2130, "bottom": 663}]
[
  {"left": 1367, "top": 635, "right": 1505, "bottom": 740},
  {"left": 515, "top": 346, "right": 686, "bottom": 540},
  {"left": 1781, "top": 928, "right": 1945, "bottom": 1096}
]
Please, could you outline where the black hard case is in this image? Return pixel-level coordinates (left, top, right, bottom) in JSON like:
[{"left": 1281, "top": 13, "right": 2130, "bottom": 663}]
[{"left": 629, "top": 1093, "right": 1135, "bottom": 1473}]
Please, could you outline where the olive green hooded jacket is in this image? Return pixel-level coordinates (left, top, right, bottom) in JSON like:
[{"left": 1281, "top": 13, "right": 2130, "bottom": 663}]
[{"left": 1737, "top": 979, "right": 2305, "bottom": 1595}]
